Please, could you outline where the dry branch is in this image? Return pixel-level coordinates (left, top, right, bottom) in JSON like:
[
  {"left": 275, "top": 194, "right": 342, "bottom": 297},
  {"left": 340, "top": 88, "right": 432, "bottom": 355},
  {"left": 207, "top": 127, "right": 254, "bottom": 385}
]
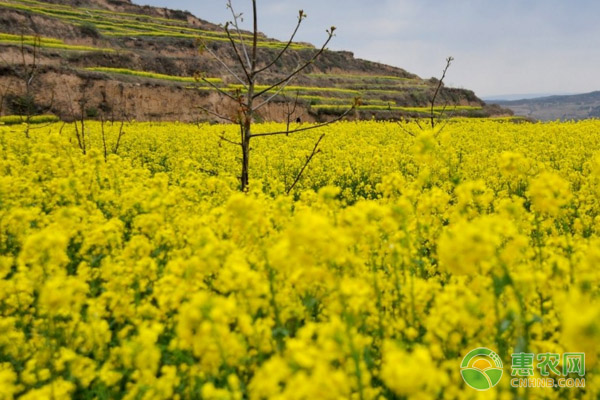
[{"left": 286, "top": 133, "right": 325, "bottom": 194}]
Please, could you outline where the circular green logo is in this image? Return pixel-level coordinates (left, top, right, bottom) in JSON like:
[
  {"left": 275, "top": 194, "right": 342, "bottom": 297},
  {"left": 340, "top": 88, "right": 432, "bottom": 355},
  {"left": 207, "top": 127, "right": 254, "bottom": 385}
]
[{"left": 460, "top": 348, "right": 503, "bottom": 391}]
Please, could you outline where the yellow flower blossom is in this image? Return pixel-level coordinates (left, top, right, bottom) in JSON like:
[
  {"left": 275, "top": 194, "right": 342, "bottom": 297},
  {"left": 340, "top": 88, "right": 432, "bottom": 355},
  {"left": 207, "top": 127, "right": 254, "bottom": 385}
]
[{"left": 0, "top": 120, "right": 599, "bottom": 399}]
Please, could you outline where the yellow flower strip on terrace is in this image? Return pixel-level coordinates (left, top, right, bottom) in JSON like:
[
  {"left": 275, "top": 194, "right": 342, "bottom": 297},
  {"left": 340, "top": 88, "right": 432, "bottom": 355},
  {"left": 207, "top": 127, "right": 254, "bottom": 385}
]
[
  {"left": 1, "top": 120, "right": 599, "bottom": 399},
  {"left": 89, "top": 16, "right": 255, "bottom": 41},
  {"left": 0, "top": 115, "right": 59, "bottom": 125},
  {"left": 312, "top": 104, "right": 482, "bottom": 113},
  {"left": 0, "top": 32, "right": 115, "bottom": 52},
  {"left": 0, "top": 0, "right": 312, "bottom": 50},
  {"left": 4, "top": 0, "right": 190, "bottom": 27},
  {"left": 104, "top": 31, "right": 312, "bottom": 50},
  {"left": 297, "top": 95, "right": 392, "bottom": 106},
  {"left": 362, "top": 88, "right": 430, "bottom": 96},
  {"left": 84, "top": 67, "right": 222, "bottom": 84},
  {"left": 307, "top": 73, "right": 416, "bottom": 81},
  {"left": 0, "top": 32, "right": 62, "bottom": 44},
  {"left": 83, "top": 69, "right": 363, "bottom": 95},
  {"left": 224, "top": 84, "right": 361, "bottom": 95},
  {"left": 341, "top": 83, "right": 430, "bottom": 91},
  {"left": 0, "top": 1, "right": 196, "bottom": 37}
]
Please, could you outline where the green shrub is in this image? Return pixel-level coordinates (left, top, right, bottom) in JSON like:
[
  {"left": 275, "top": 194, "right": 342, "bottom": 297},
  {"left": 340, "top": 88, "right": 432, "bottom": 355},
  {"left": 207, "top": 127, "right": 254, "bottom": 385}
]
[
  {"left": 79, "top": 22, "right": 101, "bottom": 38},
  {"left": 85, "top": 107, "right": 99, "bottom": 118}
]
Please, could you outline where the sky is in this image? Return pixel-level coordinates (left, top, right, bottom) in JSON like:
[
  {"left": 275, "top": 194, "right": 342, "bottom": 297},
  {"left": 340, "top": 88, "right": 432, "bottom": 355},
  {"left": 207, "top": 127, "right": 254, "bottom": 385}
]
[{"left": 132, "top": 0, "right": 600, "bottom": 99}]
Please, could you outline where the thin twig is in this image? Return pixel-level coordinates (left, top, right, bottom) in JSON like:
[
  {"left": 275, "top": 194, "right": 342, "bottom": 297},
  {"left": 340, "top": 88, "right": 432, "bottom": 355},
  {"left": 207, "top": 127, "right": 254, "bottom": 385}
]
[
  {"left": 252, "top": 72, "right": 299, "bottom": 111},
  {"left": 286, "top": 133, "right": 325, "bottom": 194},
  {"left": 224, "top": 23, "right": 251, "bottom": 81},
  {"left": 197, "top": 105, "right": 236, "bottom": 123},
  {"left": 435, "top": 102, "right": 449, "bottom": 126},
  {"left": 100, "top": 116, "right": 108, "bottom": 162},
  {"left": 199, "top": 41, "right": 247, "bottom": 87},
  {"left": 414, "top": 118, "right": 424, "bottom": 131},
  {"left": 251, "top": 104, "right": 354, "bottom": 138},
  {"left": 199, "top": 77, "right": 239, "bottom": 102},
  {"left": 397, "top": 119, "right": 416, "bottom": 137},
  {"left": 283, "top": 91, "right": 301, "bottom": 132},
  {"left": 433, "top": 105, "right": 458, "bottom": 138},
  {"left": 255, "top": 10, "right": 305, "bottom": 75},
  {"left": 252, "top": 27, "right": 335, "bottom": 99},
  {"left": 430, "top": 56, "right": 453, "bottom": 129},
  {"left": 219, "top": 133, "right": 242, "bottom": 146},
  {"left": 226, "top": 0, "right": 252, "bottom": 70},
  {"left": 113, "top": 120, "right": 125, "bottom": 154}
]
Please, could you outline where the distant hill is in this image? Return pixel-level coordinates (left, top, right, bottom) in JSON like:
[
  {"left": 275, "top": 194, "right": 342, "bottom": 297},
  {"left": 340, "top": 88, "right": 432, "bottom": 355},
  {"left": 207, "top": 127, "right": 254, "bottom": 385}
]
[
  {"left": 0, "top": 0, "right": 508, "bottom": 122},
  {"left": 482, "top": 93, "right": 574, "bottom": 102},
  {"left": 492, "top": 91, "right": 600, "bottom": 121}
]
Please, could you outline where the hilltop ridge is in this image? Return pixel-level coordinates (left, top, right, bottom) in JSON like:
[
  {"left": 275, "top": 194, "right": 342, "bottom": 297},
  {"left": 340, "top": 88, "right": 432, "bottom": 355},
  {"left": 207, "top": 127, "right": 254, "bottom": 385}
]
[{"left": 0, "top": 0, "right": 508, "bottom": 122}]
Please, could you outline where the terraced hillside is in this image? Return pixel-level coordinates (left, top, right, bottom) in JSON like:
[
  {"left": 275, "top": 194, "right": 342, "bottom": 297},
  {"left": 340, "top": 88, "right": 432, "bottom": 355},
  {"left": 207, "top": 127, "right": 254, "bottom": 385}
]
[{"left": 0, "top": 0, "right": 506, "bottom": 122}]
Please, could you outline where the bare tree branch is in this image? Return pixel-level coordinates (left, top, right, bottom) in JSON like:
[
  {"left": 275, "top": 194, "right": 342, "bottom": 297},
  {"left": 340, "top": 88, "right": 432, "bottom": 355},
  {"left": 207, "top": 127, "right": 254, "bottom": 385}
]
[
  {"left": 224, "top": 22, "right": 251, "bottom": 81},
  {"left": 397, "top": 118, "right": 416, "bottom": 137},
  {"left": 226, "top": 0, "right": 252, "bottom": 70},
  {"left": 251, "top": 0, "right": 258, "bottom": 71},
  {"left": 251, "top": 104, "right": 354, "bottom": 138},
  {"left": 16, "top": 34, "right": 43, "bottom": 138},
  {"left": 283, "top": 91, "right": 301, "bottom": 132},
  {"left": 252, "top": 72, "right": 298, "bottom": 111},
  {"left": 286, "top": 133, "right": 324, "bottom": 194},
  {"left": 414, "top": 118, "right": 424, "bottom": 131},
  {"left": 252, "top": 27, "right": 335, "bottom": 99},
  {"left": 63, "top": 79, "right": 86, "bottom": 153},
  {"left": 197, "top": 104, "right": 237, "bottom": 123},
  {"left": 198, "top": 40, "right": 247, "bottom": 87},
  {"left": 255, "top": 10, "right": 305, "bottom": 75},
  {"left": 198, "top": 76, "right": 239, "bottom": 102},
  {"left": 219, "top": 134, "right": 241, "bottom": 146},
  {"left": 433, "top": 105, "right": 458, "bottom": 138},
  {"left": 430, "top": 56, "right": 453, "bottom": 129},
  {"left": 101, "top": 115, "right": 108, "bottom": 162},
  {"left": 113, "top": 120, "right": 126, "bottom": 154}
]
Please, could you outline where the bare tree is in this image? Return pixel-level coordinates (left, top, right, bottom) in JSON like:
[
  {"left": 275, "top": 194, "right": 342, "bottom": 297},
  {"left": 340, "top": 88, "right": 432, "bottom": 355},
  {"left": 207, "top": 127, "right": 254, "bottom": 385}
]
[{"left": 197, "top": 0, "right": 356, "bottom": 191}]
